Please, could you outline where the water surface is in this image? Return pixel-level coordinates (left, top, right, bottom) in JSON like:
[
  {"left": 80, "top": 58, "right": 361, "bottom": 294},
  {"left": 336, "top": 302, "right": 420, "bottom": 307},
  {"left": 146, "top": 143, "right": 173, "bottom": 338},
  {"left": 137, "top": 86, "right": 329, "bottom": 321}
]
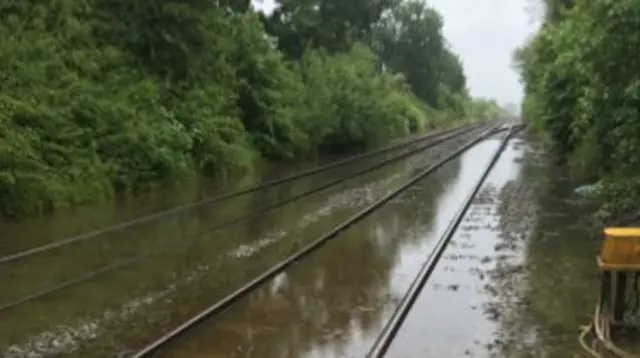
[
  {"left": 0, "top": 128, "right": 486, "bottom": 357},
  {"left": 154, "top": 139, "right": 503, "bottom": 357}
]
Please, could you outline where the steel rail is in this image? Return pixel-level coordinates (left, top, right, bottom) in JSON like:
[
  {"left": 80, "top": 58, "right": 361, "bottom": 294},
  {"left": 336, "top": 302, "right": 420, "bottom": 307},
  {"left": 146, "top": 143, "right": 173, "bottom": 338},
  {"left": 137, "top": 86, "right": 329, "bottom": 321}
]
[
  {"left": 132, "top": 124, "right": 506, "bottom": 358},
  {"left": 0, "top": 122, "right": 483, "bottom": 265},
  {"left": 365, "top": 123, "right": 524, "bottom": 357},
  {"left": 0, "top": 123, "right": 489, "bottom": 314}
]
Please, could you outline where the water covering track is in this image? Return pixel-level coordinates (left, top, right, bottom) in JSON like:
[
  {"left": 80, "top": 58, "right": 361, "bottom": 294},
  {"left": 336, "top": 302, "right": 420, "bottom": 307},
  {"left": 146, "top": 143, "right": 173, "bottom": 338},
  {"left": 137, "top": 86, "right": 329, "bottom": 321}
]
[
  {"left": 0, "top": 122, "right": 488, "bottom": 314},
  {"left": 0, "top": 122, "right": 483, "bottom": 265},
  {"left": 131, "top": 124, "right": 511, "bottom": 358},
  {"left": 365, "top": 122, "right": 525, "bottom": 357}
]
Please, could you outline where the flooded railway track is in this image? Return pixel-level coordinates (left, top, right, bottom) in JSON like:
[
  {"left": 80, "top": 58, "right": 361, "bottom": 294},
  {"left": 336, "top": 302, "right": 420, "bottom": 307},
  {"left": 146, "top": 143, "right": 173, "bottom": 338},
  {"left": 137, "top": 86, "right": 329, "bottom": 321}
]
[
  {"left": 0, "top": 121, "right": 498, "bottom": 357},
  {"left": 367, "top": 124, "right": 522, "bottom": 357},
  {"left": 130, "top": 123, "right": 520, "bottom": 357},
  {"left": 110, "top": 123, "right": 633, "bottom": 358}
]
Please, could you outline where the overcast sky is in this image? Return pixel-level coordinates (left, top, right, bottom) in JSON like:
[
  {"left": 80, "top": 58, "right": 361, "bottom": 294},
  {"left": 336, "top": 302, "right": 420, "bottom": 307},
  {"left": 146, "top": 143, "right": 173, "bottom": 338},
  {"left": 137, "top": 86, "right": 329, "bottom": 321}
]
[{"left": 252, "top": 0, "right": 539, "bottom": 106}]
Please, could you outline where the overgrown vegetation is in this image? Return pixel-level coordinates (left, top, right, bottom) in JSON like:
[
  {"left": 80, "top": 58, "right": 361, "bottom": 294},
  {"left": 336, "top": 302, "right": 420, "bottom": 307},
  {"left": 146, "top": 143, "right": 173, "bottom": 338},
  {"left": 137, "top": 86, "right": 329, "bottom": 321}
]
[
  {"left": 514, "top": 0, "right": 640, "bottom": 220},
  {"left": 0, "top": 0, "right": 503, "bottom": 218}
]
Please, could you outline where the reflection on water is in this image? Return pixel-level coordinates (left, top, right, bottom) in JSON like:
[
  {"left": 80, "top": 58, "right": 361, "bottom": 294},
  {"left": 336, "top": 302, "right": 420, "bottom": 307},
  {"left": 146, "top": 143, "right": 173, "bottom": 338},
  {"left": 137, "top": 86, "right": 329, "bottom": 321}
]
[
  {"left": 155, "top": 140, "right": 502, "bottom": 357},
  {"left": 386, "top": 137, "right": 526, "bottom": 357},
  {"left": 158, "top": 135, "right": 625, "bottom": 358},
  {"left": 0, "top": 130, "right": 488, "bottom": 357},
  {"left": 387, "top": 136, "right": 606, "bottom": 358},
  {"left": 0, "top": 146, "right": 393, "bottom": 257}
]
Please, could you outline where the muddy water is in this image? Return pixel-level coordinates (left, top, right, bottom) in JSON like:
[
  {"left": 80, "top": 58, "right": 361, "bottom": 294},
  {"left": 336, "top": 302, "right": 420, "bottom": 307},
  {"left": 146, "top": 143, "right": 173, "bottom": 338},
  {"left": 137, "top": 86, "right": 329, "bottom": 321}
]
[
  {"left": 0, "top": 148, "right": 394, "bottom": 257},
  {"left": 151, "top": 138, "right": 504, "bottom": 357},
  {"left": 385, "top": 135, "right": 612, "bottom": 358},
  {"left": 0, "top": 137, "right": 429, "bottom": 302},
  {"left": 0, "top": 127, "right": 487, "bottom": 357},
  {"left": 3, "top": 129, "right": 625, "bottom": 358},
  {"left": 155, "top": 134, "right": 634, "bottom": 358}
]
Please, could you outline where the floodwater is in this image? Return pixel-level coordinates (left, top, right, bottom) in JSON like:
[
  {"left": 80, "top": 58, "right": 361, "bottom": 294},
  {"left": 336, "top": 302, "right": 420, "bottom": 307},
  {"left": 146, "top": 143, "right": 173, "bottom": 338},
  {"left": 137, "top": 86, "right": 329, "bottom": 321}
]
[
  {"left": 0, "top": 126, "right": 485, "bottom": 357},
  {"left": 152, "top": 134, "right": 635, "bottom": 358},
  {"left": 2, "top": 128, "right": 636, "bottom": 358},
  {"left": 385, "top": 135, "right": 638, "bottom": 357},
  {"left": 152, "top": 138, "right": 503, "bottom": 358}
]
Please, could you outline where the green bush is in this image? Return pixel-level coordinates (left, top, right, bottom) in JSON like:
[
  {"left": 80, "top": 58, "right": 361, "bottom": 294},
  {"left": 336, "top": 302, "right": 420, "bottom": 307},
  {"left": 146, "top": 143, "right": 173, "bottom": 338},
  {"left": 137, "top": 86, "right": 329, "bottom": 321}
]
[
  {"left": 515, "top": 0, "right": 640, "bottom": 218},
  {"left": 297, "top": 45, "right": 413, "bottom": 152},
  {"left": 0, "top": 0, "right": 489, "bottom": 218}
]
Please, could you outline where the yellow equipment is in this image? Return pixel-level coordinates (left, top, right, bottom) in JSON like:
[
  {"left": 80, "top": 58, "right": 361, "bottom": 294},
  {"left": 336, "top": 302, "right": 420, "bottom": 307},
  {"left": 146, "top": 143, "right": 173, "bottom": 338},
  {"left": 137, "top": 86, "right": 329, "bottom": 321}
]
[
  {"left": 599, "top": 227, "right": 640, "bottom": 270},
  {"left": 580, "top": 227, "right": 640, "bottom": 358}
]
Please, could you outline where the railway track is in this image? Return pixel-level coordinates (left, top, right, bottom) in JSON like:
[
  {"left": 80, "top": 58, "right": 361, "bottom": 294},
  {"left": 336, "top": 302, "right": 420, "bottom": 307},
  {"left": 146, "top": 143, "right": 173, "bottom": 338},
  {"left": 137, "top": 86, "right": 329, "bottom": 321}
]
[
  {"left": 1, "top": 121, "right": 503, "bottom": 357},
  {"left": 128, "top": 122, "right": 522, "bottom": 357}
]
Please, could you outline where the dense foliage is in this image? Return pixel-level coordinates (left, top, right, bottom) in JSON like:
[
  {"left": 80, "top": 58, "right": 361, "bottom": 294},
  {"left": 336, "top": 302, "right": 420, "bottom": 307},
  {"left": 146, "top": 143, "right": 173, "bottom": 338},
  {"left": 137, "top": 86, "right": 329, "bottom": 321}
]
[
  {"left": 514, "top": 0, "right": 640, "bottom": 219},
  {"left": 0, "top": 0, "right": 503, "bottom": 217}
]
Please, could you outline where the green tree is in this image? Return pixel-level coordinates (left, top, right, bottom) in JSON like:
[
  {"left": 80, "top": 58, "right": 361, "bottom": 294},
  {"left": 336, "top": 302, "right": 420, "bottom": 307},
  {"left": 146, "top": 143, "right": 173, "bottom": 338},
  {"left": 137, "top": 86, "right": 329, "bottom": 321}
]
[
  {"left": 264, "top": 0, "right": 400, "bottom": 58},
  {"left": 0, "top": 0, "right": 492, "bottom": 218},
  {"left": 373, "top": 0, "right": 467, "bottom": 107}
]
